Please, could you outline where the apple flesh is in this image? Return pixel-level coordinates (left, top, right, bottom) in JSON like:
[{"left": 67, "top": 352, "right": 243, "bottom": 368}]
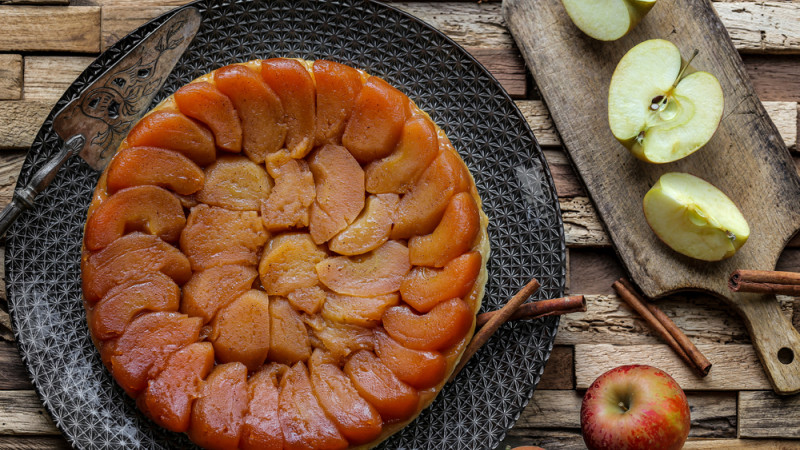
[
  {"left": 608, "top": 39, "right": 724, "bottom": 163},
  {"left": 580, "top": 365, "right": 690, "bottom": 450},
  {"left": 562, "top": 0, "right": 656, "bottom": 41},
  {"left": 644, "top": 172, "right": 749, "bottom": 261}
]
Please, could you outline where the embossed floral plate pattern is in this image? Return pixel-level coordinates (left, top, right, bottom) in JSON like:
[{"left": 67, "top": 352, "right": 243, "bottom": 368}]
[{"left": 5, "top": 1, "right": 566, "bottom": 448}]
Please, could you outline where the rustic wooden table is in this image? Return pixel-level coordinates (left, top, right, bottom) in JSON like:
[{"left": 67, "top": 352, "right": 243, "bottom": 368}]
[{"left": 0, "top": 0, "right": 797, "bottom": 449}]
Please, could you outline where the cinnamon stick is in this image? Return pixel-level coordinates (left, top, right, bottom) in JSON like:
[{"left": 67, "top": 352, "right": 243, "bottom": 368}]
[
  {"left": 448, "top": 277, "right": 540, "bottom": 383},
  {"left": 475, "top": 295, "right": 586, "bottom": 328},
  {"left": 614, "top": 278, "right": 711, "bottom": 377},
  {"left": 729, "top": 269, "right": 800, "bottom": 295}
]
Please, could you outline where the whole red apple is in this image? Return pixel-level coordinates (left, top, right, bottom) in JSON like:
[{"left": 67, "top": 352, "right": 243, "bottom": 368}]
[{"left": 580, "top": 365, "right": 690, "bottom": 450}]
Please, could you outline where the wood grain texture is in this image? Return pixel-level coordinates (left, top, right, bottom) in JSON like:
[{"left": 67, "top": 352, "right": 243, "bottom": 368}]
[
  {"left": 714, "top": 2, "right": 800, "bottom": 54},
  {"left": 0, "top": 390, "right": 59, "bottom": 435},
  {"left": 545, "top": 151, "right": 586, "bottom": 197},
  {"left": 555, "top": 293, "right": 796, "bottom": 346},
  {"left": 684, "top": 440, "right": 800, "bottom": 449},
  {"left": 0, "top": 6, "right": 100, "bottom": 52},
  {"left": 560, "top": 197, "right": 607, "bottom": 246},
  {"left": 0, "top": 341, "right": 33, "bottom": 390},
  {"left": 739, "top": 390, "right": 800, "bottom": 438},
  {"left": 93, "top": 3, "right": 800, "bottom": 97},
  {"left": 0, "top": 152, "right": 24, "bottom": 207},
  {"left": 516, "top": 101, "right": 559, "bottom": 147},
  {"left": 100, "top": 5, "right": 175, "bottom": 50},
  {"left": 537, "top": 345, "right": 573, "bottom": 390},
  {"left": 511, "top": 390, "right": 736, "bottom": 438},
  {"left": 23, "top": 56, "right": 94, "bottom": 101},
  {"left": 465, "top": 47, "right": 528, "bottom": 98},
  {"left": 0, "top": 0, "right": 68, "bottom": 4},
  {"left": 575, "top": 344, "right": 771, "bottom": 390},
  {"left": 744, "top": 55, "right": 800, "bottom": 102},
  {"left": 0, "top": 102, "right": 54, "bottom": 149},
  {"left": 568, "top": 248, "right": 626, "bottom": 295},
  {"left": 506, "top": 0, "right": 800, "bottom": 394},
  {"left": 0, "top": 437, "right": 70, "bottom": 450},
  {"left": 0, "top": 54, "right": 23, "bottom": 100},
  {"left": 91, "top": 2, "right": 800, "bottom": 58},
  {"left": 503, "top": 434, "right": 800, "bottom": 450}
]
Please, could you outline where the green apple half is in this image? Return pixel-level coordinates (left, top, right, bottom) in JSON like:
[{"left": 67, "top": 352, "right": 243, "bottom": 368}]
[
  {"left": 608, "top": 39, "right": 724, "bottom": 163},
  {"left": 561, "top": 0, "right": 656, "bottom": 41},
  {"left": 643, "top": 172, "right": 749, "bottom": 261}
]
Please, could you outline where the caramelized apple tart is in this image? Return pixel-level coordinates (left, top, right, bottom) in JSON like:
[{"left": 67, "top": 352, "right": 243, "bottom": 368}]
[{"left": 81, "top": 58, "right": 489, "bottom": 449}]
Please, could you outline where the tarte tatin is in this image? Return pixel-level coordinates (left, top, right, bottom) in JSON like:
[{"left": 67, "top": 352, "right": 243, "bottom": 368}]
[{"left": 81, "top": 58, "right": 489, "bottom": 449}]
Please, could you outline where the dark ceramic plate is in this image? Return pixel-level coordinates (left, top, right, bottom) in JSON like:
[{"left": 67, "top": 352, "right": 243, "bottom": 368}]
[{"left": 5, "top": 1, "right": 565, "bottom": 448}]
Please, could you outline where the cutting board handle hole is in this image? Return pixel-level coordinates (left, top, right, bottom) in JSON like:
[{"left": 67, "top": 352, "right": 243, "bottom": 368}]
[{"left": 778, "top": 347, "right": 794, "bottom": 365}]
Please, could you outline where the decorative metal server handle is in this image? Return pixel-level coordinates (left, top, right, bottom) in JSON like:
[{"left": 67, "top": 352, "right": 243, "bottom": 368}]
[{"left": 0, "top": 135, "right": 86, "bottom": 237}]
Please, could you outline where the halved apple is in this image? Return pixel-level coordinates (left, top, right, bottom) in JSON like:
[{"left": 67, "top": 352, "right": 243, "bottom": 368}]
[
  {"left": 562, "top": 0, "right": 656, "bottom": 41},
  {"left": 643, "top": 172, "right": 749, "bottom": 261},
  {"left": 608, "top": 39, "right": 724, "bottom": 163}
]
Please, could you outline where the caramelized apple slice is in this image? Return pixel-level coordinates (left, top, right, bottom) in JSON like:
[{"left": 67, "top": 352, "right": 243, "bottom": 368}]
[
  {"left": 181, "top": 264, "right": 258, "bottom": 324},
  {"left": 391, "top": 144, "right": 471, "bottom": 239},
  {"left": 307, "top": 316, "right": 374, "bottom": 362},
  {"left": 261, "top": 151, "right": 316, "bottom": 231},
  {"left": 279, "top": 362, "right": 348, "bottom": 450},
  {"left": 309, "top": 350, "right": 383, "bottom": 444},
  {"left": 365, "top": 117, "right": 439, "bottom": 194},
  {"left": 180, "top": 204, "right": 268, "bottom": 270},
  {"left": 137, "top": 342, "right": 214, "bottom": 433},
  {"left": 374, "top": 329, "right": 446, "bottom": 390},
  {"left": 269, "top": 298, "right": 311, "bottom": 365},
  {"left": 84, "top": 185, "right": 185, "bottom": 251},
  {"left": 215, "top": 64, "right": 286, "bottom": 163},
  {"left": 195, "top": 156, "right": 272, "bottom": 211},
  {"left": 328, "top": 194, "right": 398, "bottom": 256},
  {"left": 90, "top": 272, "right": 180, "bottom": 340},
  {"left": 125, "top": 110, "right": 216, "bottom": 166},
  {"left": 400, "top": 251, "right": 482, "bottom": 313},
  {"left": 241, "top": 365, "right": 285, "bottom": 450},
  {"left": 344, "top": 350, "right": 419, "bottom": 422},
  {"left": 382, "top": 298, "right": 473, "bottom": 351},
  {"left": 321, "top": 292, "right": 399, "bottom": 328},
  {"left": 189, "top": 362, "right": 249, "bottom": 450},
  {"left": 342, "top": 77, "right": 408, "bottom": 163},
  {"left": 287, "top": 285, "right": 326, "bottom": 315},
  {"left": 308, "top": 144, "right": 365, "bottom": 244},
  {"left": 313, "top": 60, "right": 363, "bottom": 146},
  {"left": 110, "top": 311, "right": 201, "bottom": 396},
  {"left": 408, "top": 192, "right": 480, "bottom": 267},
  {"left": 259, "top": 233, "right": 327, "bottom": 296},
  {"left": 82, "top": 233, "right": 191, "bottom": 303},
  {"left": 262, "top": 59, "right": 316, "bottom": 158},
  {"left": 317, "top": 240, "right": 410, "bottom": 296},
  {"left": 174, "top": 81, "right": 242, "bottom": 153},
  {"left": 106, "top": 147, "right": 204, "bottom": 195},
  {"left": 210, "top": 290, "right": 270, "bottom": 371}
]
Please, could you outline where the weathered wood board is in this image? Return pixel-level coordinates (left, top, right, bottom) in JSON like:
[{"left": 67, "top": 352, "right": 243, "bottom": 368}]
[{"left": 504, "top": 0, "right": 800, "bottom": 394}]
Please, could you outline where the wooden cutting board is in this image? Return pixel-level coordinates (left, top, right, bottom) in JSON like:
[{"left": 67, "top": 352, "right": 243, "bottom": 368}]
[{"left": 504, "top": 0, "right": 800, "bottom": 394}]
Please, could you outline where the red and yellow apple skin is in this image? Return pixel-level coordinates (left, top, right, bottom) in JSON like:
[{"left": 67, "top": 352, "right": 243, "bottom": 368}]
[{"left": 580, "top": 365, "right": 690, "bottom": 450}]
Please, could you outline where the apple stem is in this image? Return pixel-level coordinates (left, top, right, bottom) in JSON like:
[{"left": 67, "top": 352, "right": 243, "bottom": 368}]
[
  {"left": 674, "top": 49, "right": 700, "bottom": 87},
  {"left": 618, "top": 401, "right": 629, "bottom": 412}
]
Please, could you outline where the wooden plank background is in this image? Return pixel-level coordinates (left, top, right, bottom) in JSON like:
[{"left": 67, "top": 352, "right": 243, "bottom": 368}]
[{"left": 0, "top": 0, "right": 798, "bottom": 448}]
